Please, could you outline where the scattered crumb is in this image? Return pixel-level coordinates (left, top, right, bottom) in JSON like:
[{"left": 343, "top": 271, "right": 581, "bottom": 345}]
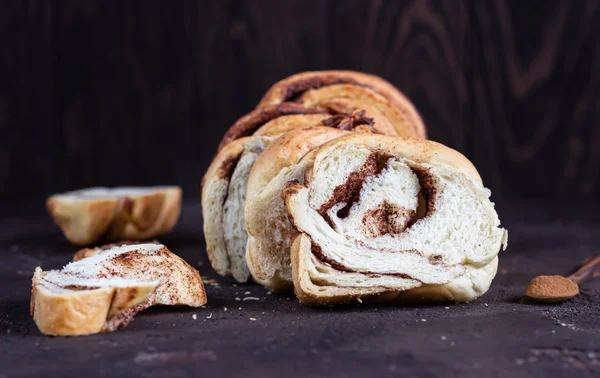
[
  {"left": 201, "top": 305, "right": 206, "bottom": 309},
  {"left": 515, "top": 358, "right": 525, "bottom": 366},
  {"left": 192, "top": 314, "right": 197, "bottom": 320},
  {"left": 551, "top": 330, "right": 556, "bottom": 334},
  {"left": 224, "top": 307, "right": 228, "bottom": 312},
  {"left": 261, "top": 312, "right": 265, "bottom": 315},
  {"left": 233, "top": 284, "right": 238, "bottom": 287},
  {"left": 421, "top": 319, "right": 427, "bottom": 322},
  {"left": 249, "top": 318, "right": 257, "bottom": 321},
  {"left": 357, "top": 298, "right": 363, "bottom": 304},
  {"left": 239, "top": 307, "right": 242, "bottom": 310},
  {"left": 441, "top": 336, "right": 446, "bottom": 340},
  {"left": 206, "top": 313, "right": 213, "bottom": 319},
  {"left": 244, "top": 291, "right": 251, "bottom": 295},
  {"left": 243, "top": 297, "right": 260, "bottom": 301},
  {"left": 450, "top": 341, "right": 456, "bottom": 347},
  {"left": 484, "top": 303, "right": 488, "bottom": 307},
  {"left": 235, "top": 297, "right": 241, "bottom": 301},
  {"left": 267, "top": 291, "right": 272, "bottom": 295},
  {"left": 444, "top": 307, "right": 450, "bottom": 310}
]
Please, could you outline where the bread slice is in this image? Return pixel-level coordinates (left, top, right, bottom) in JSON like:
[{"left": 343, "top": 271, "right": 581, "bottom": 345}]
[
  {"left": 31, "top": 242, "right": 206, "bottom": 336},
  {"left": 202, "top": 136, "right": 275, "bottom": 282},
  {"left": 281, "top": 133, "right": 507, "bottom": 305},
  {"left": 244, "top": 127, "right": 354, "bottom": 291},
  {"left": 47, "top": 186, "right": 181, "bottom": 245}
]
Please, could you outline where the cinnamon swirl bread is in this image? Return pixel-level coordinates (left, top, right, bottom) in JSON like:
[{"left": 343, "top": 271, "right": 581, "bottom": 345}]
[
  {"left": 47, "top": 186, "right": 181, "bottom": 245},
  {"left": 203, "top": 107, "right": 384, "bottom": 282},
  {"left": 203, "top": 70, "right": 426, "bottom": 284},
  {"left": 31, "top": 242, "right": 206, "bottom": 336},
  {"left": 280, "top": 133, "right": 507, "bottom": 304}
]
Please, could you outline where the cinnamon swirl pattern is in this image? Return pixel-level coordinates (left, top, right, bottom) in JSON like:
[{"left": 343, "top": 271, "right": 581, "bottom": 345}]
[{"left": 281, "top": 134, "right": 507, "bottom": 305}]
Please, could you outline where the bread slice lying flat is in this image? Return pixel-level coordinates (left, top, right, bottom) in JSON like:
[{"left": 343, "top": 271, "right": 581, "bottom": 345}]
[
  {"left": 31, "top": 242, "right": 206, "bottom": 336},
  {"left": 252, "top": 132, "right": 507, "bottom": 304},
  {"left": 47, "top": 186, "right": 181, "bottom": 245}
]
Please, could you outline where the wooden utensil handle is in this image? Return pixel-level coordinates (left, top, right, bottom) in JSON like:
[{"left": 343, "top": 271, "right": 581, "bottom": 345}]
[{"left": 568, "top": 255, "right": 600, "bottom": 285}]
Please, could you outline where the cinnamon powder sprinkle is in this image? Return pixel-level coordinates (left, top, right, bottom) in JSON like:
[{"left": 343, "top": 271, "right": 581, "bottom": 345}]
[{"left": 526, "top": 275, "right": 579, "bottom": 299}]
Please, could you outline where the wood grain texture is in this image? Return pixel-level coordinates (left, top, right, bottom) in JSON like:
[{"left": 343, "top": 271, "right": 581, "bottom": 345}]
[
  {"left": 468, "top": 0, "right": 600, "bottom": 198},
  {"left": 0, "top": 0, "right": 598, "bottom": 201}
]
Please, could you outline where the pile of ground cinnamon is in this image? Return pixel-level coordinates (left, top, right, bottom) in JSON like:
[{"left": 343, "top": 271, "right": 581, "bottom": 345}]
[{"left": 526, "top": 275, "right": 579, "bottom": 299}]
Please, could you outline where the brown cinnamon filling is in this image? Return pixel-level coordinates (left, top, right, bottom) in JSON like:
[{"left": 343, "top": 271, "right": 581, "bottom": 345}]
[
  {"left": 218, "top": 103, "right": 329, "bottom": 150},
  {"left": 315, "top": 153, "right": 434, "bottom": 230},
  {"left": 281, "top": 77, "right": 363, "bottom": 102},
  {"left": 310, "top": 242, "right": 413, "bottom": 280},
  {"left": 218, "top": 153, "right": 242, "bottom": 180},
  {"left": 321, "top": 109, "right": 374, "bottom": 131},
  {"left": 62, "top": 284, "right": 100, "bottom": 291},
  {"left": 306, "top": 153, "right": 440, "bottom": 277},
  {"left": 317, "top": 154, "right": 378, "bottom": 223},
  {"left": 361, "top": 201, "right": 416, "bottom": 238}
]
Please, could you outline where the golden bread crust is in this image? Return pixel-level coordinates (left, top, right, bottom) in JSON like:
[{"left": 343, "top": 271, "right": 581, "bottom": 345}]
[
  {"left": 31, "top": 243, "right": 206, "bottom": 336},
  {"left": 257, "top": 70, "right": 426, "bottom": 139},
  {"left": 47, "top": 187, "right": 182, "bottom": 245}
]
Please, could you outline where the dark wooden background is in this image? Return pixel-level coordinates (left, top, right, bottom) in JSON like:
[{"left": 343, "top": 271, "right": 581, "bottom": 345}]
[{"left": 1, "top": 0, "right": 599, "bottom": 202}]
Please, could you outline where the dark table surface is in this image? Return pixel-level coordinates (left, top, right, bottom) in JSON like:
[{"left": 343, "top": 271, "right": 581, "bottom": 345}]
[{"left": 1, "top": 200, "right": 599, "bottom": 378}]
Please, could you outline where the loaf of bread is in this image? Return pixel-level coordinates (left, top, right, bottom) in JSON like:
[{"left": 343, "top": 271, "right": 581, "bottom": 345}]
[
  {"left": 31, "top": 242, "right": 206, "bottom": 336},
  {"left": 250, "top": 132, "right": 507, "bottom": 303},
  {"left": 203, "top": 104, "right": 403, "bottom": 282},
  {"left": 284, "top": 133, "right": 507, "bottom": 304},
  {"left": 47, "top": 186, "right": 181, "bottom": 245},
  {"left": 203, "top": 70, "right": 425, "bottom": 283}
]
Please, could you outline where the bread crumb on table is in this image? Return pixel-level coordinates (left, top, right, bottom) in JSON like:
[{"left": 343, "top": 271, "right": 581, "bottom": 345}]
[{"left": 249, "top": 318, "right": 257, "bottom": 321}]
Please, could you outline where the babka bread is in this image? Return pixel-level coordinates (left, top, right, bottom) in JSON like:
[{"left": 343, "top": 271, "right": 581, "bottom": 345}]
[
  {"left": 47, "top": 186, "right": 181, "bottom": 245},
  {"left": 279, "top": 133, "right": 507, "bottom": 304},
  {"left": 203, "top": 107, "right": 383, "bottom": 283},
  {"left": 203, "top": 71, "right": 426, "bottom": 283},
  {"left": 31, "top": 242, "right": 206, "bottom": 336},
  {"left": 257, "top": 70, "right": 426, "bottom": 139}
]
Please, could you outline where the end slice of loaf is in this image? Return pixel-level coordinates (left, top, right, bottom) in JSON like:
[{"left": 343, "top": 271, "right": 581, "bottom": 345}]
[
  {"left": 47, "top": 186, "right": 181, "bottom": 245},
  {"left": 31, "top": 242, "right": 206, "bottom": 336}
]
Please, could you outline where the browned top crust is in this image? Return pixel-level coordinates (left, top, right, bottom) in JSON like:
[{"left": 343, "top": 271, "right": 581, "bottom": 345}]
[
  {"left": 217, "top": 103, "right": 328, "bottom": 151},
  {"left": 256, "top": 70, "right": 426, "bottom": 138}
]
